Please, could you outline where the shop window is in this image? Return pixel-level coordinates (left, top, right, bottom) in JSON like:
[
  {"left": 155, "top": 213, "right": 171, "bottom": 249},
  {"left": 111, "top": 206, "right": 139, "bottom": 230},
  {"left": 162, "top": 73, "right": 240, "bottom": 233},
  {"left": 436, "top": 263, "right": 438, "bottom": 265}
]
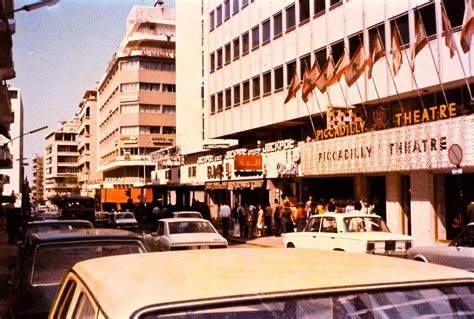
[
  {"left": 314, "top": 48, "right": 327, "bottom": 69},
  {"left": 286, "top": 4, "right": 296, "bottom": 31},
  {"left": 444, "top": 0, "right": 464, "bottom": 28},
  {"left": 330, "top": 41, "right": 344, "bottom": 63},
  {"left": 217, "top": 91, "right": 223, "bottom": 112},
  {"left": 274, "top": 66, "right": 284, "bottom": 91},
  {"left": 252, "top": 76, "right": 260, "bottom": 99},
  {"left": 224, "top": 0, "right": 230, "bottom": 20},
  {"left": 210, "top": 53, "right": 215, "bottom": 73},
  {"left": 390, "top": 14, "right": 409, "bottom": 46},
  {"left": 263, "top": 71, "right": 272, "bottom": 95},
  {"left": 314, "top": 0, "right": 325, "bottom": 16},
  {"left": 210, "top": 94, "right": 216, "bottom": 113},
  {"left": 243, "top": 80, "right": 250, "bottom": 102},
  {"left": 299, "top": 54, "right": 311, "bottom": 76},
  {"left": 216, "top": 5, "right": 222, "bottom": 26},
  {"left": 217, "top": 48, "right": 223, "bottom": 69},
  {"left": 233, "top": 37, "right": 240, "bottom": 60},
  {"left": 225, "top": 88, "right": 232, "bottom": 109},
  {"left": 348, "top": 32, "right": 363, "bottom": 58},
  {"left": 299, "top": 0, "right": 310, "bottom": 23},
  {"left": 252, "top": 26, "right": 260, "bottom": 50},
  {"left": 242, "top": 32, "right": 249, "bottom": 55},
  {"left": 273, "top": 12, "right": 283, "bottom": 38},
  {"left": 210, "top": 11, "right": 215, "bottom": 31},
  {"left": 368, "top": 23, "right": 385, "bottom": 53},
  {"left": 234, "top": 84, "right": 241, "bottom": 106},
  {"left": 225, "top": 43, "right": 231, "bottom": 64},
  {"left": 262, "top": 19, "right": 271, "bottom": 44},
  {"left": 233, "top": 0, "right": 239, "bottom": 15},
  {"left": 286, "top": 60, "right": 297, "bottom": 85},
  {"left": 417, "top": 3, "right": 436, "bottom": 37}
]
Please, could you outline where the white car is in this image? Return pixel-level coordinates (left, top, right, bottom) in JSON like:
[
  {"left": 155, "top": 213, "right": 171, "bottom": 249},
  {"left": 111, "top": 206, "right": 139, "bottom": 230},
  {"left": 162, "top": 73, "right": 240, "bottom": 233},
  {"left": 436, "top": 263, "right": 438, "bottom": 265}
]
[
  {"left": 109, "top": 212, "right": 138, "bottom": 232},
  {"left": 172, "top": 211, "right": 203, "bottom": 219},
  {"left": 283, "top": 213, "right": 413, "bottom": 257},
  {"left": 144, "top": 218, "right": 228, "bottom": 251}
]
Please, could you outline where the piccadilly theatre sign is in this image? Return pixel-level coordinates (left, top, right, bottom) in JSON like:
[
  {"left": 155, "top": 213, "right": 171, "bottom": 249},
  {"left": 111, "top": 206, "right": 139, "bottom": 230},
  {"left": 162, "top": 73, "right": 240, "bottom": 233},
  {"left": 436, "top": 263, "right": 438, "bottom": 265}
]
[{"left": 301, "top": 115, "right": 474, "bottom": 175}]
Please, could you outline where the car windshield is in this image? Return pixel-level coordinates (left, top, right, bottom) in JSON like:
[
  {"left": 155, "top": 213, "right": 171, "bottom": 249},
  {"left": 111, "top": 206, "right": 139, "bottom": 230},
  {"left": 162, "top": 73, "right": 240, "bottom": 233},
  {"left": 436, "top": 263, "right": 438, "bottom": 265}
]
[
  {"left": 343, "top": 216, "right": 390, "bottom": 232},
  {"left": 142, "top": 284, "right": 474, "bottom": 318},
  {"left": 168, "top": 221, "right": 215, "bottom": 234},
  {"left": 116, "top": 213, "right": 135, "bottom": 220},
  {"left": 32, "top": 242, "right": 144, "bottom": 285}
]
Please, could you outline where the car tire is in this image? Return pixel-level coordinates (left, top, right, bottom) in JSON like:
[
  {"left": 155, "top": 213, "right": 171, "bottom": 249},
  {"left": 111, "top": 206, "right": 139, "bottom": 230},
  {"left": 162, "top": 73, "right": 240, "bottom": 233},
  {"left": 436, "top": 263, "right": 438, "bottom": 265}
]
[
  {"left": 414, "top": 257, "right": 428, "bottom": 263},
  {"left": 287, "top": 243, "right": 295, "bottom": 248}
]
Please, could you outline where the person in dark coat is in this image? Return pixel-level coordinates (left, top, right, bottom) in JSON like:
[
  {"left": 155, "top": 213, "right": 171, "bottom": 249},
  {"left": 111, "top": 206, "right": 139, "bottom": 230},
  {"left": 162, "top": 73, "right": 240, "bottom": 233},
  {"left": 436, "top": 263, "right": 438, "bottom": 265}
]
[
  {"left": 273, "top": 199, "right": 282, "bottom": 236},
  {"left": 280, "top": 201, "right": 294, "bottom": 233}
]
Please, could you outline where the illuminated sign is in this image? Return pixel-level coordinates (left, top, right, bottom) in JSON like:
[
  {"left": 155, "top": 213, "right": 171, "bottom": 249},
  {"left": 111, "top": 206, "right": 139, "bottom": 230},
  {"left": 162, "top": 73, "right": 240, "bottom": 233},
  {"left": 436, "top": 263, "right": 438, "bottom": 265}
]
[{"left": 234, "top": 154, "right": 262, "bottom": 171}]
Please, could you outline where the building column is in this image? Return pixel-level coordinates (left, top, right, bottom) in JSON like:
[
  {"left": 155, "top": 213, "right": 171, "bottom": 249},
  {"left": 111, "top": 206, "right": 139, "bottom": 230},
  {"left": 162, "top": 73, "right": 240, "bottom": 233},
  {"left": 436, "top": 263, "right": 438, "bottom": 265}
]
[
  {"left": 410, "top": 172, "right": 435, "bottom": 245},
  {"left": 385, "top": 173, "right": 403, "bottom": 234}
]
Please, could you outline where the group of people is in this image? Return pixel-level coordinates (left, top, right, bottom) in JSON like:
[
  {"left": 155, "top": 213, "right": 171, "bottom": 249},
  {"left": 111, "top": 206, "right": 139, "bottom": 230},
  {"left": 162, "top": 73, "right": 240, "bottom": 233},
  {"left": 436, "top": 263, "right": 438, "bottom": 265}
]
[{"left": 218, "top": 196, "right": 380, "bottom": 238}]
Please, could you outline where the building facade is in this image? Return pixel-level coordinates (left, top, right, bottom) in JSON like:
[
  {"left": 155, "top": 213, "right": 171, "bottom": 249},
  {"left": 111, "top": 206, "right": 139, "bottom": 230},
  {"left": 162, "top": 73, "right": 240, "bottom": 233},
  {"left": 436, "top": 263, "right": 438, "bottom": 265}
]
[
  {"left": 168, "top": 0, "right": 474, "bottom": 244},
  {"left": 31, "top": 155, "right": 44, "bottom": 206},
  {"left": 95, "top": 5, "right": 176, "bottom": 211},
  {"left": 44, "top": 117, "right": 80, "bottom": 202}
]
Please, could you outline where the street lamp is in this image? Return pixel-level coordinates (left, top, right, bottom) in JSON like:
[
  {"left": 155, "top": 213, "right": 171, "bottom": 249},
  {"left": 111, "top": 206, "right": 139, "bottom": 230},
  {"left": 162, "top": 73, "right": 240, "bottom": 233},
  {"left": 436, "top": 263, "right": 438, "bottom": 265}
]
[
  {"left": 9, "top": 0, "right": 59, "bottom": 14},
  {"left": 2, "top": 125, "right": 48, "bottom": 146}
]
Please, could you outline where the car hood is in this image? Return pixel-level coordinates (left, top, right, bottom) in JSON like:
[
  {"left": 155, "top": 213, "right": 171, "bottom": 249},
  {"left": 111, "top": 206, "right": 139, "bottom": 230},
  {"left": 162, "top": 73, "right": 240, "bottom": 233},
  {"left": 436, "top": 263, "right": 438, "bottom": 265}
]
[
  {"left": 168, "top": 233, "right": 228, "bottom": 244},
  {"left": 284, "top": 232, "right": 412, "bottom": 241}
]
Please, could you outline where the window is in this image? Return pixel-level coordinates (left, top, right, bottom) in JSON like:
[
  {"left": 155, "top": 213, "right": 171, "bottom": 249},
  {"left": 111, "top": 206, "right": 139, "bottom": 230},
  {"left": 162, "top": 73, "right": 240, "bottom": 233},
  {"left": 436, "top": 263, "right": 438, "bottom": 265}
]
[
  {"left": 252, "top": 26, "right": 260, "bottom": 49},
  {"left": 216, "top": 5, "right": 222, "bottom": 26},
  {"left": 252, "top": 75, "right": 260, "bottom": 99},
  {"left": 391, "top": 14, "right": 409, "bottom": 46},
  {"left": 54, "top": 280, "right": 77, "bottom": 318},
  {"left": 417, "top": 3, "right": 436, "bottom": 37},
  {"left": 121, "top": 126, "right": 139, "bottom": 135},
  {"left": 225, "top": 88, "right": 232, "bottom": 108},
  {"left": 314, "top": 0, "right": 325, "bottom": 15},
  {"left": 233, "top": 37, "right": 240, "bottom": 60},
  {"left": 330, "top": 0, "right": 342, "bottom": 8},
  {"left": 163, "top": 126, "right": 176, "bottom": 134},
  {"left": 274, "top": 66, "right": 284, "bottom": 90},
  {"left": 263, "top": 71, "right": 271, "bottom": 95},
  {"left": 233, "top": 0, "right": 239, "bottom": 15},
  {"left": 243, "top": 80, "right": 250, "bottom": 102},
  {"left": 242, "top": 32, "right": 249, "bottom": 55},
  {"left": 368, "top": 24, "right": 385, "bottom": 53},
  {"left": 299, "top": 0, "right": 310, "bottom": 23},
  {"left": 242, "top": 0, "right": 248, "bottom": 9},
  {"left": 273, "top": 12, "right": 283, "bottom": 38},
  {"left": 321, "top": 217, "right": 337, "bottom": 233},
  {"left": 286, "top": 4, "right": 296, "bottom": 31},
  {"left": 140, "top": 104, "right": 161, "bottom": 113},
  {"left": 286, "top": 60, "right": 297, "bottom": 85},
  {"left": 299, "top": 54, "right": 311, "bottom": 76},
  {"left": 210, "top": 11, "right": 215, "bottom": 30},
  {"left": 224, "top": 0, "right": 230, "bottom": 20},
  {"left": 444, "top": 0, "right": 464, "bottom": 28},
  {"left": 217, "top": 91, "right": 223, "bottom": 111},
  {"left": 121, "top": 105, "right": 139, "bottom": 113},
  {"left": 73, "top": 293, "right": 95, "bottom": 318},
  {"left": 162, "top": 105, "right": 176, "bottom": 113},
  {"left": 262, "top": 19, "right": 271, "bottom": 43},
  {"left": 330, "top": 41, "right": 344, "bottom": 64},
  {"left": 147, "top": 126, "right": 161, "bottom": 134},
  {"left": 233, "top": 84, "right": 241, "bottom": 105},
  {"left": 162, "top": 84, "right": 176, "bottom": 92},
  {"left": 348, "top": 32, "right": 363, "bottom": 58},
  {"left": 210, "top": 94, "right": 215, "bottom": 113},
  {"left": 120, "top": 82, "right": 139, "bottom": 92},
  {"left": 210, "top": 53, "right": 215, "bottom": 72},
  {"left": 315, "top": 48, "right": 326, "bottom": 69},
  {"left": 217, "top": 48, "right": 223, "bottom": 69},
  {"left": 225, "top": 43, "right": 231, "bottom": 64}
]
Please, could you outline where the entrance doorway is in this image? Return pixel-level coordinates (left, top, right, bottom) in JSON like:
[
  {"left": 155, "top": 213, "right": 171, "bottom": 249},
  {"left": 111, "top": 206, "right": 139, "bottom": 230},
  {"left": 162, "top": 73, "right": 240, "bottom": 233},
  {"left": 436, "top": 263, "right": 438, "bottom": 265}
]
[{"left": 367, "top": 176, "right": 386, "bottom": 220}]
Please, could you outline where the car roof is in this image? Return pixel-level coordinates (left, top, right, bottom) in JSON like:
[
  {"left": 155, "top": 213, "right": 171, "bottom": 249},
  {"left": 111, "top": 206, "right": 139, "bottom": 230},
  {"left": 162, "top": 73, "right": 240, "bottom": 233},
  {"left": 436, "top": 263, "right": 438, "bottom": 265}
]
[
  {"left": 27, "top": 220, "right": 93, "bottom": 227},
  {"left": 30, "top": 229, "right": 143, "bottom": 243},
  {"left": 173, "top": 211, "right": 202, "bottom": 214},
  {"left": 160, "top": 217, "right": 208, "bottom": 222},
  {"left": 71, "top": 248, "right": 474, "bottom": 317}
]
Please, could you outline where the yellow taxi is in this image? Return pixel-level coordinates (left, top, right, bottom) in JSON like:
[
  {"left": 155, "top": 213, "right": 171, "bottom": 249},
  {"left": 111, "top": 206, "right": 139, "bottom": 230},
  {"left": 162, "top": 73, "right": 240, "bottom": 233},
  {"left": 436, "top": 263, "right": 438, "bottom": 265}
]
[{"left": 49, "top": 249, "right": 474, "bottom": 318}]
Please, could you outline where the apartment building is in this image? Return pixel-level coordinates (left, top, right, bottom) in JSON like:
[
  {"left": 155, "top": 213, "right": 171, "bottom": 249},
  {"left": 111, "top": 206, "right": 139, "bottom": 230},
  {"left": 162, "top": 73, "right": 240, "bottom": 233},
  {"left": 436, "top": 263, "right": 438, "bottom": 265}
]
[
  {"left": 31, "top": 155, "right": 44, "bottom": 206},
  {"left": 95, "top": 5, "right": 176, "bottom": 210},
  {"left": 44, "top": 117, "right": 80, "bottom": 202},
  {"left": 171, "top": 0, "right": 474, "bottom": 244}
]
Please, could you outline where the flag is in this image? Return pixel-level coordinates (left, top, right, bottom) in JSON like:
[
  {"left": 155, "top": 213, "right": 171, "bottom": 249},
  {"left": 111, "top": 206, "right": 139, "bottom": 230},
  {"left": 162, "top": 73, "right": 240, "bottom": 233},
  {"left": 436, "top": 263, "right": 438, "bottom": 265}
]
[
  {"left": 301, "top": 61, "right": 320, "bottom": 102},
  {"left": 367, "top": 33, "right": 385, "bottom": 79},
  {"left": 326, "top": 51, "right": 349, "bottom": 86},
  {"left": 344, "top": 44, "right": 367, "bottom": 87},
  {"left": 391, "top": 25, "right": 403, "bottom": 76},
  {"left": 315, "top": 56, "right": 335, "bottom": 94},
  {"left": 461, "top": 0, "right": 474, "bottom": 53},
  {"left": 441, "top": 4, "right": 457, "bottom": 58},
  {"left": 284, "top": 71, "right": 301, "bottom": 104},
  {"left": 411, "top": 15, "right": 428, "bottom": 71}
]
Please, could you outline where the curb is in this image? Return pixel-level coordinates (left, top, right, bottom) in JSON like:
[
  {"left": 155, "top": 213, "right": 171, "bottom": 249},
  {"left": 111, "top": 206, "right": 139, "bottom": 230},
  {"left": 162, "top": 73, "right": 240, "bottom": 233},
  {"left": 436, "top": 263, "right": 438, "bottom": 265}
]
[{"left": 228, "top": 237, "right": 282, "bottom": 248}]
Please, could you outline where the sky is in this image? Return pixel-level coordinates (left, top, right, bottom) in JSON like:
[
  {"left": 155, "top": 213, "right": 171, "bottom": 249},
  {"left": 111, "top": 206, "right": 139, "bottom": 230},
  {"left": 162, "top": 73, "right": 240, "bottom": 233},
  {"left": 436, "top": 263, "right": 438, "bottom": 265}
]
[{"left": 10, "top": 0, "right": 174, "bottom": 179}]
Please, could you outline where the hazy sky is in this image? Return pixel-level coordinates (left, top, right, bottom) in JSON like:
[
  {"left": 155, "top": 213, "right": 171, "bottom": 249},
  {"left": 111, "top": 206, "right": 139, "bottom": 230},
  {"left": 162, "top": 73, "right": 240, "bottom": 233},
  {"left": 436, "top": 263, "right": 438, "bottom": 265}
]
[{"left": 10, "top": 0, "right": 173, "bottom": 179}]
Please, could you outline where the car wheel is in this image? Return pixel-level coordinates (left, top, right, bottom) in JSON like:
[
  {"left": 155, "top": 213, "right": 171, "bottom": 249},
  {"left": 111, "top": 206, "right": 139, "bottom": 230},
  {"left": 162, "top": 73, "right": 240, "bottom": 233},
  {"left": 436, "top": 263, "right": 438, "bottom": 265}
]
[
  {"left": 333, "top": 248, "right": 345, "bottom": 252},
  {"left": 287, "top": 243, "right": 295, "bottom": 248},
  {"left": 414, "top": 257, "right": 428, "bottom": 263}
]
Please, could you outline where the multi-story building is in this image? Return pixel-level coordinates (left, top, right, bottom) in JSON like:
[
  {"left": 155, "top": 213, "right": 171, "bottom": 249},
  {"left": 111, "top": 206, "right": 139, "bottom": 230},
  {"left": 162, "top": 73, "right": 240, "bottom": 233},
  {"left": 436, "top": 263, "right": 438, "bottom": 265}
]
[
  {"left": 1, "top": 87, "right": 23, "bottom": 208},
  {"left": 95, "top": 5, "right": 176, "bottom": 210},
  {"left": 171, "top": 0, "right": 474, "bottom": 245},
  {"left": 44, "top": 117, "right": 80, "bottom": 202},
  {"left": 77, "top": 90, "right": 99, "bottom": 197},
  {"left": 31, "top": 155, "right": 44, "bottom": 206}
]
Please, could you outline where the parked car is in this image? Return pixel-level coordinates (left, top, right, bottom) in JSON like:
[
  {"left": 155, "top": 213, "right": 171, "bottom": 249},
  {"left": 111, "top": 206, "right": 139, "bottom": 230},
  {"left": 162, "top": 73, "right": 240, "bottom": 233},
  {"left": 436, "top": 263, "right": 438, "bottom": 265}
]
[
  {"left": 144, "top": 218, "right": 228, "bottom": 251},
  {"left": 407, "top": 222, "right": 474, "bottom": 271},
  {"left": 8, "top": 228, "right": 148, "bottom": 319},
  {"left": 94, "top": 211, "right": 111, "bottom": 228},
  {"left": 109, "top": 212, "right": 138, "bottom": 232},
  {"left": 32, "top": 210, "right": 61, "bottom": 221},
  {"left": 172, "top": 211, "right": 203, "bottom": 219},
  {"left": 49, "top": 248, "right": 474, "bottom": 318},
  {"left": 283, "top": 213, "right": 413, "bottom": 256}
]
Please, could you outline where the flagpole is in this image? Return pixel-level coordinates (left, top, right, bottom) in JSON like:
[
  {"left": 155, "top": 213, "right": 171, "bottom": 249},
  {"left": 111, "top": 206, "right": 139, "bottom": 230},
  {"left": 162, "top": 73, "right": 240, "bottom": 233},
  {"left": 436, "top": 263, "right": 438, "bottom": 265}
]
[
  {"left": 417, "top": 11, "right": 449, "bottom": 106},
  {"left": 301, "top": 63, "right": 319, "bottom": 139},
  {"left": 376, "top": 28, "right": 405, "bottom": 113},
  {"left": 354, "top": 81, "right": 368, "bottom": 118},
  {"left": 304, "top": 101, "right": 318, "bottom": 138},
  {"left": 311, "top": 88, "right": 326, "bottom": 125},
  {"left": 359, "top": 34, "right": 382, "bottom": 102},
  {"left": 394, "top": 21, "right": 426, "bottom": 109}
]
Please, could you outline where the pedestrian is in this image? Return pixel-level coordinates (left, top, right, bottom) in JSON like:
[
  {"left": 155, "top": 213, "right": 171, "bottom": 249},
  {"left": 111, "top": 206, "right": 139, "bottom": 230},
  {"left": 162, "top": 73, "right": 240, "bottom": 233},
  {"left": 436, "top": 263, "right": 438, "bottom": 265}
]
[
  {"left": 294, "top": 202, "right": 307, "bottom": 232},
  {"left": 273, "top": 198, "right": 282, "bottom": 236},
  {"left": 308, "top": 201, "right": 317, "bottom": 219},
  {"left": 360, "top": 198, "right": 373, "bottom": 214},
  {"left": 264, "top": 202, "right": 273, "bottom": 236},
  {"left": 231, "top": 204, "right": 240, "bottom": 238},
  {"left": 326, "top": 202, "right": 337, "bottom": 213},
  {"left": 345, "top": 199, "right": 355, "bottom": 214},
  {"left": 305, "top": 195, "right": 314, "bottom": 214},
  {"left": 256, "top": 204, "right": 264, "bottom": 237},
  {"left": 237, "top": 202, "right": 247, "bottom": 238},
  {"left": 317, "top": 199, "right": 326, "bottom": 214},
  {"left": 219, "top": 203, "right": 231, "bottom": 238},
  {"left": 280, "top": 201, "right": 294, "bottom": 233},
  {"left": 247, "top": 204, "right": 256, "bottom": 238}
]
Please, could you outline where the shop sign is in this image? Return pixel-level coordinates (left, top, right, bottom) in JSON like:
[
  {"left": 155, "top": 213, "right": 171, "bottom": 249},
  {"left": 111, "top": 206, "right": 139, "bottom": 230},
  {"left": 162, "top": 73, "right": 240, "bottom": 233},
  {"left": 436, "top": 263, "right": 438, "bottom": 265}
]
[
  {"left": 394, "top": 103, "right": 457, "bottom": 127},
  {"left": 234, "top": 154, "right": 262, "bottom": 171},
  {"left": 207, "top": 164, "right": 224, "bottom": 179},
  {"left": 263, "top": 139, "right": 295, "bottom": 153}
]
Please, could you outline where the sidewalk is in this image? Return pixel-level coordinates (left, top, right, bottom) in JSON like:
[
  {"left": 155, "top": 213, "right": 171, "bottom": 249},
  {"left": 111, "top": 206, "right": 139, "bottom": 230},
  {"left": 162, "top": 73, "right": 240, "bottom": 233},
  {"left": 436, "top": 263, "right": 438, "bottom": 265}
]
[
  {"left": 228, "top": 235, "right": 284, "bottom": 248},
  {"left": 0, "top": 219, "right": 18, "bottom": 318}
]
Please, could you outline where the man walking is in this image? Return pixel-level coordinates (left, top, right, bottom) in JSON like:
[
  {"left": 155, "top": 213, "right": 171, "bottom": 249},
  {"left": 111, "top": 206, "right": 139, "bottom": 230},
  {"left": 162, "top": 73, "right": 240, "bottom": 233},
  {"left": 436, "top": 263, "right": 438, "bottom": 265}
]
[{"left": 219, "top": 203, "right": 231, "bottom": 238}]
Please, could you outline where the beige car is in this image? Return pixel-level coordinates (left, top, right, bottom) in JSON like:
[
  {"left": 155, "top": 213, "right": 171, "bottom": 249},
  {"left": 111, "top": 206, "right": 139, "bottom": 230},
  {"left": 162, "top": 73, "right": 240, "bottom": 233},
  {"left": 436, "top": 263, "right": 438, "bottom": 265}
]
[{"left": 49, "top": 249, "right": 474, "bottom": 318}]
